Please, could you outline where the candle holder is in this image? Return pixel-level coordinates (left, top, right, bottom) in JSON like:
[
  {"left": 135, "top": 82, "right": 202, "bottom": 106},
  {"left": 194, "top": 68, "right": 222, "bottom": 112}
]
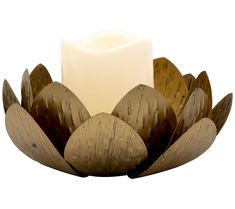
[{"left": 3, "top": 57, "right": 232, "bottom": 178}]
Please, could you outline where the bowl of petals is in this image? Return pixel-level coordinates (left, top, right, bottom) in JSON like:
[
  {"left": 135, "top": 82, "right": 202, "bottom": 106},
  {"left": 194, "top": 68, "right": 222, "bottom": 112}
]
[{"left": 2, "top": 57, "right": 232, "bottom": 178}]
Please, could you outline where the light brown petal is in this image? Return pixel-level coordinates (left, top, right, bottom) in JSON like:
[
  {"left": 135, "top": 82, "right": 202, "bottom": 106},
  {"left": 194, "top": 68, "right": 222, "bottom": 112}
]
[
  {"left": 5, "top": 104, "right": 80, "bottom": 176},
  {"left": 64, "top": 113, "right": 148, "bottom": 176},
  {"left": 21, "top": 70, "right": 33, "bottom": 112},
  {"left": 183, "top": 73, "right": 195, "bottom": 91},
  {"left": 154, "top": 57, "right": 188, "bottom": 117},
  {"left": 2, "top": 80, "right": 20, "bottom": 113},
  {"left": 31, "top": 82, "right": 90, "bottom": 156},
  {"left": 210, "top": 93, "right": 233, "bottom": 134},
  {"left": 169, "top": 88, "right": 209, "bottom": 145},
  {"left": 139, "top": 118, "right": 217, "bottom": 177},
  {"left": 193, "top": 71, "right": 212, "bottom": 111},
  {"left": 29, "top": 64, "right": 53, "bottom": 98},
  {"left": 112, "top": 85, "right": 177, "bottom": 173}
]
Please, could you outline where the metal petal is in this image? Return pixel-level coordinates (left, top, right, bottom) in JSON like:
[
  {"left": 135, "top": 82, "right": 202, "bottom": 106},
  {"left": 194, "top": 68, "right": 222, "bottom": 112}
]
[
  {"left": 139, "top": 118, "right": 217, "bottom": 177},
  {"left": 21, "top": 70, "right": 33, "bottom": 112},
  {"left": 169, "top": 88, "right": 209, "bottom": 145},
  {"left": 5, "top": 104, "right": 80, "bottom": 176},
  {"left": 64, "top": 113, "right": 148, "bottom": 176},
  {"left": 29, "top": 64, "right": 52, "bottom": 98},
  {"left": 2, "top": 79, "right": 20, "bottom": 113},
  {"left": 210, "top": 93, "right": 233, "bottom": 134},
  {"left": 183, "top": 73, "right": 195, "bottom": 91},
  {"left": 112, "top": 85, "right": 177, "bottom": 174},
  {"left": 154, "top": 57, "right": 188, "bottom": 117},
  {"left": 31, "top": 82, "right": 91, "bottom": 156},
  {"left": 193, "top": 71, "right": 212, "bottom": 111}
]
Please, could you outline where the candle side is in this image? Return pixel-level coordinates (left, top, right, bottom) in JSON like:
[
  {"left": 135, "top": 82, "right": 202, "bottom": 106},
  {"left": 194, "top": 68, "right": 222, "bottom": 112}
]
[{"left": 61, "top": 32, "right": 153, "bottom": 116}]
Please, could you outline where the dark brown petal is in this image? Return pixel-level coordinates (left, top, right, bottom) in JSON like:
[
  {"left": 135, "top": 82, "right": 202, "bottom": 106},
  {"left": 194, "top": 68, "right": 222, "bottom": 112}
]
[
  {"left": 183, "top": 73, "right": 195, "bottom": 91},
  {"left": 2, "top": 80, "right": 20, "bottom": 113},
  {"left": 154, "top": 57, "right": 188, "bottom": 117},
  {"left": 169, "top": 88, "right": 209, "bottom": 146},
  {"left": 139, "top": 118, "right": 217, "bottom": 177},
  {"left": 21, "top": 70, "right": 33, "bottom": 112},
  {"left": 31, "top": 82, "right": 91, "bottom": 156},
  {"left": 193, "top": 71, "right": 212, "bottom": 111},
  {"left": 29, "top": 64, "right": 52, "bottom": 98},
  {"left": 210, "top": 93, "right": 233, "bottom": 134},
  {"left": 112, "top": 85, "right": 177, "bottom": 173},
  {"left": 64, "top": 113, "right": 148, "bottom": 176},
  {"left": 5, "top": 104, "right": 80, "bottom": 176}
]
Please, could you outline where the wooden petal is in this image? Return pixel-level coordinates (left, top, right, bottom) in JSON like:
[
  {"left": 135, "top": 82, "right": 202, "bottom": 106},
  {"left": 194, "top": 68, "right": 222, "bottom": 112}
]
[
  {"left": 64, "top": 113, "right": 148, "bottom": 176},
  {"left": 2, "top": 80, "right": 20, "bottom": 113},
  {"left": 193, "top": 71, "right": 212, "bottom": 111},
  {"left": 31, "top": 82, "right": 90, "bottom": 156},
  {"left": 183, "top": 73, "right": 195, "bottom": 91},
  {"left": 210, "top": 93, "right": 233, "bottom": 134},
  {"left": 30, "top": 64, "right": 52, "bottom": 98},
  {"left": 139, "top": 118, "right": 217, "bottom": 177},
  {"left": 112, "top": 85, "right": 177, "bottom": 169},
  {"left": 154, "top": 57, "right": 188, "bottom": 117},
  {"left": 5, "top": 104, "right": 79, "bottom": 176},
  {"left": 169, "top": 88, "right": 209, "bottom": 145},
  {"left": 21, "top": 70, "right": 33, "bottom": 112}
]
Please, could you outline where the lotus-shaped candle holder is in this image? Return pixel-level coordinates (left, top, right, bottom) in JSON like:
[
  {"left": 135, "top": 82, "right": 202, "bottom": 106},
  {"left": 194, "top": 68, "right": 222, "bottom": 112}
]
[{"left": 2, "top": 57, "right": 232, "bottom": 178}]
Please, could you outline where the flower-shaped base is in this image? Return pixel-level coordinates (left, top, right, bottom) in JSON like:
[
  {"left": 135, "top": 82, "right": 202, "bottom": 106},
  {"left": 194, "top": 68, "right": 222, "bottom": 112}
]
[{"left": 3, "top": 58, "right": 232, "bottom": 178}]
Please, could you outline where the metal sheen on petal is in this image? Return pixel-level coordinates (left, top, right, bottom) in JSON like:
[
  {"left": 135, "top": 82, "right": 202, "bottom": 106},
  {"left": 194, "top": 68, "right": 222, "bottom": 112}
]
[
  {"left": 169, "top": 88, "right": 209, "bottom": 145},
  {"left": 5, "top": 104, "right": 80, "bottom": 176},
  {"left": 2, "top": 79, "right": 20, "bottom": 113},
  {"left": 210, "top": 93, "right": 233, "bottom": 134},
  {"left": 31, "top": 82, "right": 91, "bottom": 156},
  {"left": 154, "top": 57, "right": 188, "bottom": 117},
  {"left": 64, "top": 113, "right": 148, "bottom": 176},
  {"left": 21, "top": 70, "right": 33, "bottom": 113},
  {"left": 139, "top": 118, "right": 217, "bottom": 177},
  {"left": 29, "top": 64, "right": 53, "bottom": 98}
]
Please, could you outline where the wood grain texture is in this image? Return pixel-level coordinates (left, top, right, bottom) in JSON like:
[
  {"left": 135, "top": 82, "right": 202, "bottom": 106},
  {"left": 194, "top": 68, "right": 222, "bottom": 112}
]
[
  {"left": 2, "top": 79, "right": 20, "bottom": 113},
  {"left": 210, "top": 93, "right": 233, "bottom": 134},
  {"left": 5, "top": 104, "right": 79, "bottom": 176},
  {"left": 31, "top": 82, "right": 91, "bottom": 156},
  {"left": 169, "top": 88, "right": 209, "bottom": 145},
  {"left": 183, "top": 73, "right": 195, "bottom": 91},
  {"left": 29, "top": 64, "right": 52, "bottom": 98},
  {"left": 193, "top": 71, "right": 212, "bottom": 111},
  {"left": 112, "top": 85, "right": 177, "bottom": 149},
  {"left": 21, "top": 70, "right": 33, "bottom": 112},
  {"left": 112, "top": 85, "right": 177, "bottom": 175},
  {"left": 64, "top": 113, "right": 148, "bottom": 176},
  {"left": 139, "top": 118, "right": 217, "bottom": 177},
  {"left": 154, "top": 57, "right": 188, "bottom": 117}
]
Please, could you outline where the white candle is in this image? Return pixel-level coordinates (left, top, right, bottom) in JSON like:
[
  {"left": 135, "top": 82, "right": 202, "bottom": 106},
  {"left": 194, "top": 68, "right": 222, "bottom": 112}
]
[{"left": 61, "top": 32, "right": 153, "bottom": 115}]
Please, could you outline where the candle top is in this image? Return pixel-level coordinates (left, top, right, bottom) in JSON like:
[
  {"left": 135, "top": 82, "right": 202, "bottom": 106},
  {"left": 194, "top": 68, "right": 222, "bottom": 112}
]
[{"left": 62, "top": 32, "right": 150, "bottom": 53}]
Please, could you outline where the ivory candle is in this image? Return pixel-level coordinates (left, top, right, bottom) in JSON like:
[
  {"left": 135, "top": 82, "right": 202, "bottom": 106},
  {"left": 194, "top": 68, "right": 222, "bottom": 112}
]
[{"left": 61, "top": 32, "right": 153, "bottom": 115}]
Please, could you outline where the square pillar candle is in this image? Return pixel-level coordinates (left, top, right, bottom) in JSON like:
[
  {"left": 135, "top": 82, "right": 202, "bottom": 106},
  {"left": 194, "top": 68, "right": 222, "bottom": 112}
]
[{"left": 61, "top": 32, "right": 153, "bottom": 116}]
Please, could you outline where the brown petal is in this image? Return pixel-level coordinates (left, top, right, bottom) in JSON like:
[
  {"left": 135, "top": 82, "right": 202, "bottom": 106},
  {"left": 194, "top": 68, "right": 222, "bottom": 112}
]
[
  {"left": 31, "top": 82, "right": 90, "bottom": 156},
  {"left": 139, "top": 118, "right": 217, "bottom": 177},
  {"left": 30, "top": 64, "right": 52, "bottom": 98},
  {"left": 2, "top": 80, "right": 20, "bottom": 113},
  {"left": 154, "top": 57, "right": 188, "bottom": 117},
  {"left": 64, "top": 113, "right": 148, "bottom": 176},
  {"left": 112, "top": 85, "right": 177, "bottom": 170},
  {"left": 210, "top": 93, "right": 233, "bottom": 134},
  {"left": 21, "top": 70, "right": 33, "bottom": 112},
  {"left": 193, "top": 71, "right": 212, "bottom": 111},
  {"left": 183, "top": 73, "right": 195, "bottom": 91},
  {"left": 5, "top": 104, "right": 80, "bottom": 176},
  {"left": 169, "top": 88, "right": 209, "bottom": 145}
]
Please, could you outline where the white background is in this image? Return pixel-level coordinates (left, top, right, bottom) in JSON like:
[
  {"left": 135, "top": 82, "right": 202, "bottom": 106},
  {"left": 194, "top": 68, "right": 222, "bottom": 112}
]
[{"left": 0, "top": 0, "right": 234, "bottom": 208}]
